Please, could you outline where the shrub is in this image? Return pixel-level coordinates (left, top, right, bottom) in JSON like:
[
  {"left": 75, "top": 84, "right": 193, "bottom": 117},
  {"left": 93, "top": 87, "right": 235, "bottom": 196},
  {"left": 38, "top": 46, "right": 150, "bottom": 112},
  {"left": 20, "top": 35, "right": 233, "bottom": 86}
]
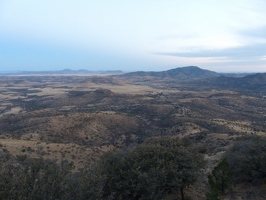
[{"left": 224, "top": 136, "right": 266, "bottom": 183}]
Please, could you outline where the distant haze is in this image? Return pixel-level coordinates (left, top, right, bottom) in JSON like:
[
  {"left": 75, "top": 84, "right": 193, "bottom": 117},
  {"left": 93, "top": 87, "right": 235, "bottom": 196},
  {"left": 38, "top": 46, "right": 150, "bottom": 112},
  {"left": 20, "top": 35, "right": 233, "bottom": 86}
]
[{"left": 0, "top": 0, "right": 266, "bottom": 72}]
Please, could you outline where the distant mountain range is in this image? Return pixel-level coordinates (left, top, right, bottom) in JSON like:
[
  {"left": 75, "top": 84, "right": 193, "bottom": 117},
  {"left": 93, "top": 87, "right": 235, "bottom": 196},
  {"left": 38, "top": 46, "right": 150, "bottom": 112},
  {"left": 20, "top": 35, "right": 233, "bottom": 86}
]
[
  {"left": 122, "top": 66, "right": 220, "bottom": 80},
  {"left": 1, "top": 66, "right": 265, "bottom": 94},
  {"left": 0, "top": 69, "right": 124, "bottom": 75},
  {"left": 122, "top": 66, "right": 265, "bottom": 94}
]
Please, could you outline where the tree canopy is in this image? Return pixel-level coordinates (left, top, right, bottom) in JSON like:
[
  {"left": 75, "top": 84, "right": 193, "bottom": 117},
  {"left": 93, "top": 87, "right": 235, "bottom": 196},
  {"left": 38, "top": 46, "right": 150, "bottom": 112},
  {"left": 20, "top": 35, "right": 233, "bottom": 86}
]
[
  {"left": 224, "top": 136, "right": 266, "bottom": 183},
  {"left": 100, "top": 137, "right": 206, "bottom": 200}
]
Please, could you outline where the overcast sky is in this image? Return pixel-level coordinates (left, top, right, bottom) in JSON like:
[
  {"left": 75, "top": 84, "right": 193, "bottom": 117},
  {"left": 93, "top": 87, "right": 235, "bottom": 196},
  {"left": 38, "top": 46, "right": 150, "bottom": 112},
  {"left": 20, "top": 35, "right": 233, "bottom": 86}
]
[{"left": 1, "top": 0, "right": 266, "bottom": 72}]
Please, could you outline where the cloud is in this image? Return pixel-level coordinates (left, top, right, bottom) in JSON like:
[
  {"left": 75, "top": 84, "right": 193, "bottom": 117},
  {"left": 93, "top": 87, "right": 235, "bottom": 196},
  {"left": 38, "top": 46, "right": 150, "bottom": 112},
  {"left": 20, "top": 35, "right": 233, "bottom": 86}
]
[
  {"left": 156, "top": 43, "right": 266, "bottom": 60},
  {"left": 1, "top": 1, "right": 266, "bottom": 72},
  {"left": 262, "top": 56, "right": 266, "bottom": 60}
]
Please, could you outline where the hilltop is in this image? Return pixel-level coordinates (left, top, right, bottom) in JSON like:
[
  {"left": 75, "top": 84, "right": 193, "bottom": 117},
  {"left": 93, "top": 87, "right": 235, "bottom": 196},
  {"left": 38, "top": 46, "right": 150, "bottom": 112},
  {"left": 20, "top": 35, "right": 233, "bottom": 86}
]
[{"left": 122, "top": 66, "right": 220, "bottom": 80}]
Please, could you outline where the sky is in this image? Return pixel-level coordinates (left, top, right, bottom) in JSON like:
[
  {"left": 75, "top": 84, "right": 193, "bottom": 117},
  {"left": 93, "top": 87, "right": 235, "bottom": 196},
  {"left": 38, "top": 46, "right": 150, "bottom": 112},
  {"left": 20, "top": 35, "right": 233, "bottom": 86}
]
[{"left": 0, "top": 0, "right": 266, "bottom": 72}]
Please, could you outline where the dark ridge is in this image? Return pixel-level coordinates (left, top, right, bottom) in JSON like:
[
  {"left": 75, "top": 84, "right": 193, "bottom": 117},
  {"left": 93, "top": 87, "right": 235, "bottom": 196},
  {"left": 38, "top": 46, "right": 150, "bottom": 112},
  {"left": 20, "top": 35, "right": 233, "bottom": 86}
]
[
  {"left": 194, "top": 73, "right": 266, "bottom": 95},
  {"left": 122, "top": 66, "right": 220, "bottom": 80}
]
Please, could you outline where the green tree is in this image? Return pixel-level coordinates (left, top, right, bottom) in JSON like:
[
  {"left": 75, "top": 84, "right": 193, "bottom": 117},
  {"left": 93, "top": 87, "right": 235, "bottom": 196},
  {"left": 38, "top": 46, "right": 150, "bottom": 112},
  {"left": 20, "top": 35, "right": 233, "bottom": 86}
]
[
  {"left": 206, "top": 159, "right": 232, "bottom": 200},
  {"left": 100, "top": 137, "right": 206, "bottom": 200}
]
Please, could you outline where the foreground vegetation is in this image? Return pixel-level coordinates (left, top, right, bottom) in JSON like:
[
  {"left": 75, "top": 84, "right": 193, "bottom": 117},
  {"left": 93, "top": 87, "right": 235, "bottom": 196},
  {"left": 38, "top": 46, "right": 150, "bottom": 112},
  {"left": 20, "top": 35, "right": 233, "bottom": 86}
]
[
  {"left": 100, "top": 137, "right": 205, "bottom": 200},
  {"left": 1, "top": 136, "right": 266, "bottom": 199}
]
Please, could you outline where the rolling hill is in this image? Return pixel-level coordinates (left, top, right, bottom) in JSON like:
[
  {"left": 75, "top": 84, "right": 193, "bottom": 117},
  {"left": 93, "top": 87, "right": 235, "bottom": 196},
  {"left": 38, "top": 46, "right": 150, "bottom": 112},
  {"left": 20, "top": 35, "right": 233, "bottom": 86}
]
[{"left": 196, "top": 73, "right": 266, "bottom": 94}]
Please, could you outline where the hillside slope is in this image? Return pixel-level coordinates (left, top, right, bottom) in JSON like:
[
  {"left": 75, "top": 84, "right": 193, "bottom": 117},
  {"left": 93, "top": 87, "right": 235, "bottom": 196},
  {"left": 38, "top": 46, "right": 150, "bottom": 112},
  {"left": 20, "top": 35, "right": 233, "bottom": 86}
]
[{"left": 197, "top": 73, "right": 266, "bottom": 94}]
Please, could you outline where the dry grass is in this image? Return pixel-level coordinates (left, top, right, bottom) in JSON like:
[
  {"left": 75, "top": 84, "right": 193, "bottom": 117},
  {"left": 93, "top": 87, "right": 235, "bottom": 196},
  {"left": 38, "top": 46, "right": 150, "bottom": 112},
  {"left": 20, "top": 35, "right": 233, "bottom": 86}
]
[{"left": 0, "top": 138, "right": 114, "bottom": 171}]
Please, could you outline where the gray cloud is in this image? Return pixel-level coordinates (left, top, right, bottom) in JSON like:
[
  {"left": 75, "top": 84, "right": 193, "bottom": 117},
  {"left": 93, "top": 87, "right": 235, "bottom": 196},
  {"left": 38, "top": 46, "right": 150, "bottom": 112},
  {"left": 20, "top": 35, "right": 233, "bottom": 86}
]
[{"left": 156, "top": 43, "right": 266, "bottom": 59}]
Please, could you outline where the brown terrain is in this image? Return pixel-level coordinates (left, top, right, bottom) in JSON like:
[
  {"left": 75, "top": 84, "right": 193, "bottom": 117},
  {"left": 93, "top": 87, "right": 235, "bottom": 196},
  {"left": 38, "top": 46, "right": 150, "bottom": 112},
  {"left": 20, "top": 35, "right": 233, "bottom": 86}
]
[{"left": 0, "top": 67, "right": 265, "bottom": 199}]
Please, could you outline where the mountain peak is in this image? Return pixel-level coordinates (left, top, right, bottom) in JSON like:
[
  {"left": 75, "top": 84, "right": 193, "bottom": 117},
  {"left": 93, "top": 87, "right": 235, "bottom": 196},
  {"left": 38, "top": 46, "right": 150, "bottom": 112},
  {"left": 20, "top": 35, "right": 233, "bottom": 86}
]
[{"left": 123, "top": 66, "right": 219, "bottom": 80}]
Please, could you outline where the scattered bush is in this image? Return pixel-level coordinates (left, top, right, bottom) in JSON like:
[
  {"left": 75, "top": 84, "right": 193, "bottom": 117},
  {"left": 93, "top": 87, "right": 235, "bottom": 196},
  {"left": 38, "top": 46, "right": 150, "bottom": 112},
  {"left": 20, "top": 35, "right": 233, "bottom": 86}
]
[{"left": 0, "top": 156, "right": 102, "bottom": 200}]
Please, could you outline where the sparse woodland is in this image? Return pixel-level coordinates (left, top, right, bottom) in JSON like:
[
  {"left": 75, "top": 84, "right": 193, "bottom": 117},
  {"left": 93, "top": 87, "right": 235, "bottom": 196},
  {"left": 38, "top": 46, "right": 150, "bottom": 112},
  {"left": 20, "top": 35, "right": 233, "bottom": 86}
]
[{"left": 0, "top": 69, "right": 266, "bottom": 199}]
